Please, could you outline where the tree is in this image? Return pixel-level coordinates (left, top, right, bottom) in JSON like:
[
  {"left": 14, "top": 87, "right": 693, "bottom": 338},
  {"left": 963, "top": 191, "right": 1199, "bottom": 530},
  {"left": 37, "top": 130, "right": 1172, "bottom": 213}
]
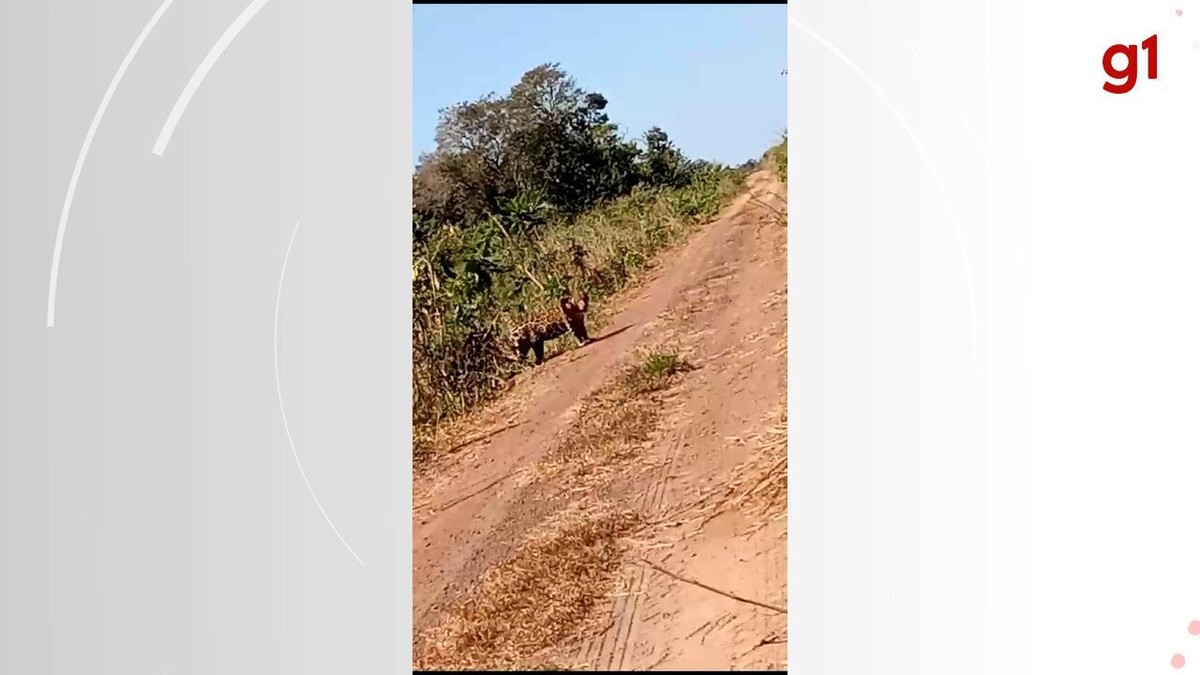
[
  {"left": 413, "top": 64, "right": 651, "bottom": 234},
  {"left": 639, "top": 126, "right": 688, "bottom": 187}
]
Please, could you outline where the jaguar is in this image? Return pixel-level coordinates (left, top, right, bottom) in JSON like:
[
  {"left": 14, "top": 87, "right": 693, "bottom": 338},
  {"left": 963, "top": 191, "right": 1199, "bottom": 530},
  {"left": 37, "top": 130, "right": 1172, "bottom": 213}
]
[{"left": 508, "top": 292, "right": 591, "bottom": 365}]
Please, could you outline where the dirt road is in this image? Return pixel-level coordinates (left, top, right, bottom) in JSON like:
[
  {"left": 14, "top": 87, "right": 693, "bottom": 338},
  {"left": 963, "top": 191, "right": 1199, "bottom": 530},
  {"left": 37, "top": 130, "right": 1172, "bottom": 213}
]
[{"left": 413, "top": 169, "right": 788, "bottom": 670}]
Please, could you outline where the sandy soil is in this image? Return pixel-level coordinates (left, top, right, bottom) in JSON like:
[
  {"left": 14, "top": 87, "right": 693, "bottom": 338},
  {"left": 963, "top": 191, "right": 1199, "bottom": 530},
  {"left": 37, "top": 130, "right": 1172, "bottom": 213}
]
[{"left": 413, "top": 169, "right": 788, "bottom": 670}]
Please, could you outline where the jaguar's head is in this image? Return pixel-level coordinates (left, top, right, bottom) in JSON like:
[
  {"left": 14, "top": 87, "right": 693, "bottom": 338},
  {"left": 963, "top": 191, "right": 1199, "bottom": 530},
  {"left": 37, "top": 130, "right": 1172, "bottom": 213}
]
[
  {"left": 559, "top": 291, "right": 591, "bottom": 344},
  {"left": 558, "top": 291, "right": 589, "bottom": 317}
]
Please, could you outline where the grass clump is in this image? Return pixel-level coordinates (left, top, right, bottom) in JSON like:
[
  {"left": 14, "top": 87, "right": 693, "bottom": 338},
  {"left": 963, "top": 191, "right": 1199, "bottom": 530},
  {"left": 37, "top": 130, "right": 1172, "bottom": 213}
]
[{"left": 621, "top": 349, "right": 695, "bottom": 395}]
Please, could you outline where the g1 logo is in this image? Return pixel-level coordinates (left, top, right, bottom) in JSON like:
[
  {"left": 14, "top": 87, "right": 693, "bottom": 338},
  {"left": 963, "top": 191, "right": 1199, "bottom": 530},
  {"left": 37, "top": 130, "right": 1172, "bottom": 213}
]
[{"left": 1103, "top": 34, "right": 1158, "bottom": 94}]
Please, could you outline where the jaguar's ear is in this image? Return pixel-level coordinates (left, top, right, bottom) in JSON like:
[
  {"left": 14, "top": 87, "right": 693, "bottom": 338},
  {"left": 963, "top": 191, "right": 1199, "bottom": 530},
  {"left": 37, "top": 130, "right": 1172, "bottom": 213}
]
[{"left": 576, "top": 292, "right": 589, "bottom": 313}]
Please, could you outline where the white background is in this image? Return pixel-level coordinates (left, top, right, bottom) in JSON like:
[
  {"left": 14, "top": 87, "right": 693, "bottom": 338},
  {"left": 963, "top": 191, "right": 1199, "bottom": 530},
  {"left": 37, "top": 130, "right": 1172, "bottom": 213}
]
[{"left": 792, "top": 0, "right": 1200, "bottom": 672}]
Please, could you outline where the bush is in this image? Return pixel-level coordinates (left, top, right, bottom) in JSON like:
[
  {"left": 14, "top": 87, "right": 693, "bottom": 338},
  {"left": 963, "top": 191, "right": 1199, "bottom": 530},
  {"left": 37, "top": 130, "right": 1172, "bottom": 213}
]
[{"left": 766, "top": 134, "right": 787, "bottom": 180}]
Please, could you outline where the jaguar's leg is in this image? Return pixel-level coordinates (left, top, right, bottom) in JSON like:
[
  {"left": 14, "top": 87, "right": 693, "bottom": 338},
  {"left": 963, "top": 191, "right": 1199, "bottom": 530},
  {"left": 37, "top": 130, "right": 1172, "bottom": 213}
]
[
  {"left": 568, "top": 317, "right": 590, "bottom": 345},
  {"left": 533, "top": 340, "right": 546, "bottom": 365},
  {"left": 518, "top": 343, "right": 531, "bottom": 363}
]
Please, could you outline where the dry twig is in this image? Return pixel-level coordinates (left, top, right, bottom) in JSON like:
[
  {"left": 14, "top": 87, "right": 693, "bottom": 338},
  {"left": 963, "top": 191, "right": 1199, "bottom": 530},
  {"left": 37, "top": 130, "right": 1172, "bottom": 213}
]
[{"left": 635, "top": 557, "right": 785, "bottom": 615}]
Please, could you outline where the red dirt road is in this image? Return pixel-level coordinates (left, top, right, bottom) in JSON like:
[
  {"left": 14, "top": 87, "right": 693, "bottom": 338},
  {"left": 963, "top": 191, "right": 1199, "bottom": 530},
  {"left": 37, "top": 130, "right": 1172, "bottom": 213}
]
[{"left": 413, "top": 169, "right": 788, "bottom": 669}]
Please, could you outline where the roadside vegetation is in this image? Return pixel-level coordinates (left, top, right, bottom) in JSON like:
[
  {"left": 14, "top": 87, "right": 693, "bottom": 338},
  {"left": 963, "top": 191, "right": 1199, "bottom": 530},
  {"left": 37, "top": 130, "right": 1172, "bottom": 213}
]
[
  {"left": 413, "top": 64, "right": 746, "bottom": 460},
  {"left": 767, "top": 134, "right": 787, "bottom": 180}
]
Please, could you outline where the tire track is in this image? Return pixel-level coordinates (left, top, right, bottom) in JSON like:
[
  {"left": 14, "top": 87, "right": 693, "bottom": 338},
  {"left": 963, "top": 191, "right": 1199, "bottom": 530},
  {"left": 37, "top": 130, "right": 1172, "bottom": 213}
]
[{"left": 611, "top": 432, "right": 683, "bottom": 670}]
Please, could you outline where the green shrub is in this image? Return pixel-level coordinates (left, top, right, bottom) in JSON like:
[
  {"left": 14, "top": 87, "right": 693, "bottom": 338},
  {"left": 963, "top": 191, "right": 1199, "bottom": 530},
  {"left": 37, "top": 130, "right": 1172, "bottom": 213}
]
[{"left": 767, "top": 134, "right": 787, "bottom": 180}]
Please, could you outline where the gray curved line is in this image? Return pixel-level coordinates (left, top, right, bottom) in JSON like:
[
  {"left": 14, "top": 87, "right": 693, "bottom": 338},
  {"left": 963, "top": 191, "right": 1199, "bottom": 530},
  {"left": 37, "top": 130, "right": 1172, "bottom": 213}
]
[
  {"left": 907, "top": 47, "right": 985, "bottom": 157},
  {"left": 789, "top": 16, "right": 981, "bottom": 361},
  {"left": 152, "top": 0, "right": 272, "bottom": 156},
  {"left": 274, "top": 221, "right": 366, "bottom": 568},
  {"left": 46, "top": 0, "right": 176, "bottom": 327}
]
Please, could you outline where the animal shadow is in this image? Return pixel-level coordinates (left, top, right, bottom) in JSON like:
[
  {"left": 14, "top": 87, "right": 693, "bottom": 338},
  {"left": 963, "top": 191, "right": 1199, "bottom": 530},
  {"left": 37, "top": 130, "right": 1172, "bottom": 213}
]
[
  {"left": 540, "top": 323, "right": 638, "bottom": 366},
  {"left": 589, "top": 323, "right": 636, "bottom": 345}
]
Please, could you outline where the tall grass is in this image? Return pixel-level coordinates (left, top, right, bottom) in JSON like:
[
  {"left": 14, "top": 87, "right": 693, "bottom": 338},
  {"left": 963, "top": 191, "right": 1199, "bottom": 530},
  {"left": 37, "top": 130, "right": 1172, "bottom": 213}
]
[{"left": 766, "top": 135, "right": 787, "bottom": 180}]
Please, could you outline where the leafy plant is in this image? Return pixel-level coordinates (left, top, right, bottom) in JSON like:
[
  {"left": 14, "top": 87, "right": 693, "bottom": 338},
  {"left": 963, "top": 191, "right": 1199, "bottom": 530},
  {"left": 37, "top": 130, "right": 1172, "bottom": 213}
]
[{"left": 767, "top": 134, "right": 787, "bottom": 180}]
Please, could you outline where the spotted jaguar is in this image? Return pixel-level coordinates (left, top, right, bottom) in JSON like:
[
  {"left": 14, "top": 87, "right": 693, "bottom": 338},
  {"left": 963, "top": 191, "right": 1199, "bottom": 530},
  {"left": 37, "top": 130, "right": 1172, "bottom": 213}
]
[{"left": 509, "top": 292, "right": 591, "bottom": 365}]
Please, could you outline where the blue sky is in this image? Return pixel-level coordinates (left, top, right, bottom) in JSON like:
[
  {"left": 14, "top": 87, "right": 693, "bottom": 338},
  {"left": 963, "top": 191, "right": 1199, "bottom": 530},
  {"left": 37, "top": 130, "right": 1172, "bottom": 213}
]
[{"left": 414, "top": 4, "right": 786, "bottom": 167}]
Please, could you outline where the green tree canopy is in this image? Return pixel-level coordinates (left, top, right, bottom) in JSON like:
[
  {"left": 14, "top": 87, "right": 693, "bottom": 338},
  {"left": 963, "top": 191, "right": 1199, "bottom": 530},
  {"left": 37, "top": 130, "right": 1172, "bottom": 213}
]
[{"left": 415, "top": 64, "right": 678, "bottom": 239}]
